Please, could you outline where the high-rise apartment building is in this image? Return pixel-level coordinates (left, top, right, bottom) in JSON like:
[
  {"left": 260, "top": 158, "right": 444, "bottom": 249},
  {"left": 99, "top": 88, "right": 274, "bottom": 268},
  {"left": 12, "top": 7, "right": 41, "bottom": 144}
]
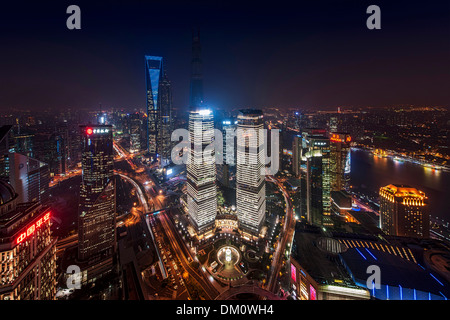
[
  {"left": 186, "top": 110, "right": 217, "bottom": 236},
  {"left": 0, "top": 180, "right": 57, "bottom": 300},
  {"left": 379, "top": 184, "right": 429, "bottom": 238},
  {"left": 236, "top": 109, "right": 266, "bottom": 237}
]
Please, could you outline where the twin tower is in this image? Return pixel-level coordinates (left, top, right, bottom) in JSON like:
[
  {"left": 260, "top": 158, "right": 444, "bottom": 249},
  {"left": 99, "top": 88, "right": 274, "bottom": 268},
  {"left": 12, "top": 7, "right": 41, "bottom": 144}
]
[{"left": 186, "top": 108, "right": 266, "bottom": 241}]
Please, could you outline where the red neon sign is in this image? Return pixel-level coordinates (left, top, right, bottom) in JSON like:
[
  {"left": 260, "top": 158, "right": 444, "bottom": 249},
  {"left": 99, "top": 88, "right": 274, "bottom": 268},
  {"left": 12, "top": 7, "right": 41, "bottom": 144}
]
[
  {"left": 86, "top": 128, "right": 93, "bottom": 135},
  {"left": 16, "top": 211, "right": 51, "bottom": 245}
]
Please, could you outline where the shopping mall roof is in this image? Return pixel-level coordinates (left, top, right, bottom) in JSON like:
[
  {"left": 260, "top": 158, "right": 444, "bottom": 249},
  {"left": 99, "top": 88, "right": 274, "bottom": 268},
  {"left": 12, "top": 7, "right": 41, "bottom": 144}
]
[{"left": 339, "top": 239, "right": 450, "bottom": 300}]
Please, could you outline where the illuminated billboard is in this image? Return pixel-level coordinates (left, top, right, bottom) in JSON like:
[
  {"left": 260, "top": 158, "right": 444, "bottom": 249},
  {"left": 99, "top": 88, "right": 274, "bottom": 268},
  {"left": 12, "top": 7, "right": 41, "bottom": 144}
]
[
  {"left": 310, "top": 284, "right": 317, "bottom": 300},
  {"left": 16, "top": 211, "right": 51, "bottom": 245},
  {"left": 291, "top": 264, "right": 297, "bottom": 283}
]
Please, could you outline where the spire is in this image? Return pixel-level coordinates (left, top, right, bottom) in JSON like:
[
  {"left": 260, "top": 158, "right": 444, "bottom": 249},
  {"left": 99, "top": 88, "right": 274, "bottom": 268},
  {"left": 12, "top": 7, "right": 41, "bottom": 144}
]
[{"left": 189, "top": 27, "right": 204, "bottom": 110}]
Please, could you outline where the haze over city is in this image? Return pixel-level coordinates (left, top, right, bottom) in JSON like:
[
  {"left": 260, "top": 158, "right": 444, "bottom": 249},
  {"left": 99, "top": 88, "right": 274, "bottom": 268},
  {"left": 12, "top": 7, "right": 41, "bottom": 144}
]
[{"left": 1, "top": 0, "right": 449, "bottom": 111}]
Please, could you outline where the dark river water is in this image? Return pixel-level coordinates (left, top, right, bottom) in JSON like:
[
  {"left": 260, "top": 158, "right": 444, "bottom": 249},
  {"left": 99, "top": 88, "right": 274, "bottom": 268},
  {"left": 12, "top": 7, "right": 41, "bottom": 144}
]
[{"left": 350, "top": 149, "right": 450, "bottom": 221}]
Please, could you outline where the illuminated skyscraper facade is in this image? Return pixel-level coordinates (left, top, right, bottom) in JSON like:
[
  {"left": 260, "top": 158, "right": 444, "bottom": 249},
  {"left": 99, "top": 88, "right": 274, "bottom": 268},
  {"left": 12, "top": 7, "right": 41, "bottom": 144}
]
[
  {"left": 329, "top": 133, "right": 351, "bottom": 191},
  {"left": 0, "top": 125, "right": 14, "bottom": 181},
  {"left": 186, "top": 110, "right": 217, "bottom": 235},
  {"left": 78, "top": 125, "right": 116, "bottom": 277},
  {"left": 145, "top": 56, "right": 173, "bottom": 165},
  {"left": 236, "top": 109, "right": 266, "bottom": 237},
  {"left": 0, "top": 180, "right": 56, "bottom": 300},
  {"left": 292, "top": 135, "right": 302, "bottom": 177},
  {"left": 145, "top": 55, "right": 163, "bottom": 157},
  {"left": 129, "top": 113, "right": 142, "bottom": 154},
  {"left": 158, "top": 71, "right": 173, "bottom": 166},
  {"left": 217, "top": 118, "right": 236, "bottom": 188},
  {"left": 301, "top": 129, "right": 331, "bottom": 226},
  {"left": 379, "top": 184, "right": 429, "bottom": 238}
]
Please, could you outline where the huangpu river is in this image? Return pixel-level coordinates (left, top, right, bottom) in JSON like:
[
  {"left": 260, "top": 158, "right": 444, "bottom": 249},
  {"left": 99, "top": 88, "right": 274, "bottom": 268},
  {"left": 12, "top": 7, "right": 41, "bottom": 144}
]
[{"left": 349, "top": 149, "right": 450, "bottom": 221}]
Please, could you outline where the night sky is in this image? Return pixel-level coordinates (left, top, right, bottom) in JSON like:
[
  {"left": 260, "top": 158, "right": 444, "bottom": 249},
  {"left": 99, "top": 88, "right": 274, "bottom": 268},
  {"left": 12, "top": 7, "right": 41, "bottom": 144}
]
[{"left": 0, "top": 0, "right": 449, "bottom": 111}]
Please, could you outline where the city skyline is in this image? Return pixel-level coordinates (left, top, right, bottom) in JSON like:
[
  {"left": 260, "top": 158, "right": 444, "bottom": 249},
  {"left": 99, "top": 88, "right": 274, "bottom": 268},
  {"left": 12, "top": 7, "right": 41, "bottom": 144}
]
[
  {"left": 0, "top": 0, "right": 449, "bottom": 307},
  {"left": 0, "top": 0, "right": 449, "bottom": 112}
]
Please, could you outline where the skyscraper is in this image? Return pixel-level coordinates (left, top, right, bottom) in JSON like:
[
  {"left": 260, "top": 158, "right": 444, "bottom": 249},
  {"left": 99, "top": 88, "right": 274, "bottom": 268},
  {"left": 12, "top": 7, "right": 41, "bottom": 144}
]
[
  {"left": 236, "top": 109, "right": 266, "bottom": 238},
  {"left": 301, "top": 129, "right": 331, "bottom": 226},
  {"left": 129, "top": 113, "right": 142, "bottom": 154},
  {"left": 329, "top": 133, "right": 351, "bottom": 191},
  {"left": 0, "top": 180, "right": 57, "bottom": 300},
  {"left": 189, "top": 29, "right": 204, "bottom": 110},
  {"left": 145, "top": 56, "right": 173, "bottom": 165},
  {"left": 158, "top": 71, "right": 174, "bottom": 166},
  {"left": 8, "top": 152, "right": 49, "bottom": 204},
  {"left": 379, "top": 184, "right": 429, "bottom": 238},
  {"left": 292, "top": 135, "right": 302, "bottom": 177},
  {"left": 145, "top": 55, "right": 163, "bottom": 158},
  {"left": 78, "top": 125, "right": 116, "bottom": 282},
  {"left": 217, "top": 118, "right": 236, "bottom": 188},
  {"left": 0, "top": 125, "right": 13, "bottom": 181},
  {"left": 186, "top": 110, "right": 217, "bottom": 236},
  {"left": 33, "top": 131, "right": 67, "bottom": 176}
]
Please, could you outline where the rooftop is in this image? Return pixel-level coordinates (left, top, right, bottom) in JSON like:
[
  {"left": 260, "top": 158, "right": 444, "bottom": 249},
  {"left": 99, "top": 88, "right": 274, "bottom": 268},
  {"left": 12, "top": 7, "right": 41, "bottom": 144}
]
[
  {"left": 291, "top": 222, "right": 357, "bottom": 287},
  {"left": 381, "top": 184, "right": 426, "bottom": 199}
]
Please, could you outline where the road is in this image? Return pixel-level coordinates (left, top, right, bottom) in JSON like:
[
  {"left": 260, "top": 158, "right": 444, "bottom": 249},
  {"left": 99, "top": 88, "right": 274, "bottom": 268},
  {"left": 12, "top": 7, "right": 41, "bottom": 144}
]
[
  {"left": 49, "top": 169, "right": 81, "bottom": 188},
  {"left": 56, "top": 140, "right": 220, "bottom": 299},
  {"left": 265, "top": 175, "right": 295, "bottom": 294},
  {"left": 56, "top": 234, "right": 78, "bottom": 257},
  {"left": 351, "top": 196, "right": 380, "bottom": 216},
  {"left": 157, "top": 211, "right": 220, "bottom": 299}
]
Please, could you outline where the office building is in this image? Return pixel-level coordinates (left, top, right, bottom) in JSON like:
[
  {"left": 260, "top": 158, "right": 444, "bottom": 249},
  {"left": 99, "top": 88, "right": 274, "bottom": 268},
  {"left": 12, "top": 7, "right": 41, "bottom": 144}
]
[
  {"left": 301, "top": 129, "right": 331, "bottom": 226},
  {"left": 236, "top": 109, "right": 266, "bottom": 237},
  {"left": 0, "top": 180, "right": 57, "bottom": 300},
  {"left": 292, "top": 135, "right": 302, "bottom": 177},
  {"left": 145, "top": 56, "right": 173, "bottom": 165},
  {"left": 379, "top": 184, "right": 429, "bottom": 238},
  {"left": 78, "top": 125, "right": 116, "bottom": 281},
  {"left": 0, "top": 125, "right": 14, "bottom": 181},
  {"left": 8, "top": 152, "right": 49, "bottom": 204},
  {"left": 129, "top": 113, "right": 142, "bottom": 154},
  {"left": 186, "top": 110, "right": 217, "bottom": 236},
  {"left": 158, "top": 71, "right": 173, "bottom": 166},
  {"left": 217, "top": 118, "right": 236, "bottom": 188},
  {"left": 329, "top": 133, "right": 351, "bottom": 191},
  {"left": 13, "top": 132, "right": 34, "bottom": 159},
  {"left": 33, "top": 131, "right": 67, "bottom": 177}
]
